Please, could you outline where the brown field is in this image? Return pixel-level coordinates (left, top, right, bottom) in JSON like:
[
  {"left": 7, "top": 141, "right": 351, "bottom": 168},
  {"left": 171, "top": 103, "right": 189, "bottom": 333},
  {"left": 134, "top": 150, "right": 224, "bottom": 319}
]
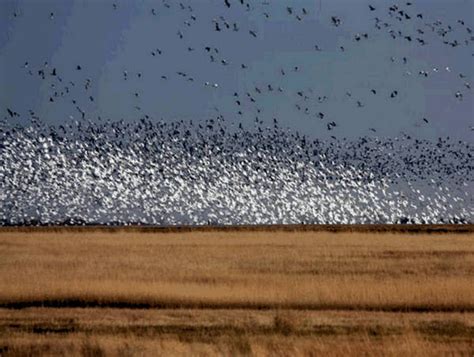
[{"left": 0, "top": 227, "right": 473, "bottom": 356}]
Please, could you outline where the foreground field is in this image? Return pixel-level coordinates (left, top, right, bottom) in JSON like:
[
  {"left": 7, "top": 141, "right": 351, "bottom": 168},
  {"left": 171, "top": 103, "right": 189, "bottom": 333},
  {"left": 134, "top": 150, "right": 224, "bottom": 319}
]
[{"left": 0, "top": 228, "right": 473, "bottom": 355}]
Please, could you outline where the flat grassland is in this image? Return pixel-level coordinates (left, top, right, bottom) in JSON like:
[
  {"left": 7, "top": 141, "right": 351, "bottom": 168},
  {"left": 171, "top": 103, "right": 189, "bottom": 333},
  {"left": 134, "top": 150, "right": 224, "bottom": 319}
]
[{"left": 0, "top": 227, "right": 473, "bottom": 356}]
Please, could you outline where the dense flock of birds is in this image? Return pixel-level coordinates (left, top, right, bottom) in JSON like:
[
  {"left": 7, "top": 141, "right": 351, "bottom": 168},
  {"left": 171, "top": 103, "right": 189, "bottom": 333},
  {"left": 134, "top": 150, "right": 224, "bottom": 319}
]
[
  {"left": 1, "top": 0, "right": 473, "bottom": 225},
  {"left": 1, "top": 118, "right": 472, "bottom": 225}
]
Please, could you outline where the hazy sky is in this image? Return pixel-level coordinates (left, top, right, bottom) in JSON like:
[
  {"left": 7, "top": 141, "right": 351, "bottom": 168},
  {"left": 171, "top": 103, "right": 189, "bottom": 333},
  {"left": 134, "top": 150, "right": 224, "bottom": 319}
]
[{"left": 0, "top": 0, "right": 472, "bottom": 140}]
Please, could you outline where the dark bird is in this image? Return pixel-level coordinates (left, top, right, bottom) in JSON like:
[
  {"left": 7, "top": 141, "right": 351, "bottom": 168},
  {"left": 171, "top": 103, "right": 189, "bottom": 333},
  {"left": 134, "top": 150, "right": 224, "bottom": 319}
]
[
  {"left": 369, "top": 5, "right": 376, "bottom": 11},
  {"left": 76, "top": 65, "right": 82, "bottom": 70},
  {"left": 423, "top": 118, "right": 429, "bottom": 123},
  {"left": 249, "top": 30, "right": 257, "bottom": 37},
  {"left": 390, "top": 90, "right": 398, "bottom": 98},
  {"left": 215, "top": 22, "right": 221, "bottom": 31},
  {"left": 224, "top": 0, "right": 230, "bottom": 8},
  {"left": 331, "top": 16, "right": 341, "bottom": 26},
  {"left": 7, "top": 108, "right": 14, "bottom": 118}
]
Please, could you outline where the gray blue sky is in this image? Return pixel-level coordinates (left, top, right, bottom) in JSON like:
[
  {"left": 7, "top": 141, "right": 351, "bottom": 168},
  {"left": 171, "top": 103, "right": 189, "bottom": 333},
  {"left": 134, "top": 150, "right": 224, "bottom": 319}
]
[{"left": 0, "top": 0, "right": 472, "bottom": 140}]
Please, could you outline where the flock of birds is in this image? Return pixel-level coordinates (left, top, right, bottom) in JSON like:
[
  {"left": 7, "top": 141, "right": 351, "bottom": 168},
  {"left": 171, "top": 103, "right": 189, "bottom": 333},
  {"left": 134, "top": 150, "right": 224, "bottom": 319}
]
[
  {"left": 1, "top": 118, "right": 472, "bottom": 225},
  {"left": 1, "top": 0, "right": 473, "bottom": 225}
]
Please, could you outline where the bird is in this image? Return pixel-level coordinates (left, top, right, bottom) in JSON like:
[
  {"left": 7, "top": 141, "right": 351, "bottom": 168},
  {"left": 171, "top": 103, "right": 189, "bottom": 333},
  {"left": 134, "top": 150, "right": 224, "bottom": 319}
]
[{"left": 331, "top": 16, "right": 341, "bottom": 26}]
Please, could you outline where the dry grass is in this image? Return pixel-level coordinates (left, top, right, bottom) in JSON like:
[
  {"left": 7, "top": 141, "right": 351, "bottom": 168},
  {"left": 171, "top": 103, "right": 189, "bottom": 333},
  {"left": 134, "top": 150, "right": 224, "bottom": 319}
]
[
  {"left": 1, "top": 230, "right": 473, "bottom": 311},
  {"left": 1, "top": 308, "right": 473, "bottom": 356},
  {"left": 0, "top": 229, "right": 473, "bottom": 355}
]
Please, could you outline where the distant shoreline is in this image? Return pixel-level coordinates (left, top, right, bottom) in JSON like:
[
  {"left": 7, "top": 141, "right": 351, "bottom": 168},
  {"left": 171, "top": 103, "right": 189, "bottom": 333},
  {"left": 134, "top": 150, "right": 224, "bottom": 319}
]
[{"left": 1, "top": 224, "right": 472, "bottom": 234}]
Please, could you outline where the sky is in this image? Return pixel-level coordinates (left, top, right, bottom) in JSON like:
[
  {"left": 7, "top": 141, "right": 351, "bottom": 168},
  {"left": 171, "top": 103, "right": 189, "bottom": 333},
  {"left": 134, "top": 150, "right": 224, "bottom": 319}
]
[{"left": 0, "top": 0, "right": 473, "bottom": 140}]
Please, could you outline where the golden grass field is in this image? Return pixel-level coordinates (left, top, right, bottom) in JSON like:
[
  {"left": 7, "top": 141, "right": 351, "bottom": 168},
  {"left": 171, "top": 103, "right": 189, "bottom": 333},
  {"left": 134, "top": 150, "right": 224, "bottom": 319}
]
[{"left": 0, "top": 227, "right": 473, "bottom": 356}]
